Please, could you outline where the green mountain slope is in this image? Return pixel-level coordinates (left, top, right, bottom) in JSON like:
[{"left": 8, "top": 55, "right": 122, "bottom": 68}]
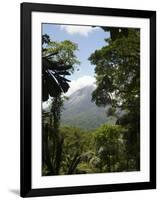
[{"left": 61, "top": 85, "right": 116, "bottom": 130}]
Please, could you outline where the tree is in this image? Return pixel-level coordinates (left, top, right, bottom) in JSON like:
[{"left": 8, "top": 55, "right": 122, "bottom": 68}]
[
  {"left": 42, "top": 35, "right": 80, "bottom": 175},
  {"left": 93, "top": 124, "right": 127, "bottom": 172},
  {"left": 42, "top": 35, "right": 80, "bottom": 101},
  {"left": 89, "top": 28, "right": 140, "bottom": 170},
  {"left": 60, "top": 126, "right": 86, "bottom": 174}
]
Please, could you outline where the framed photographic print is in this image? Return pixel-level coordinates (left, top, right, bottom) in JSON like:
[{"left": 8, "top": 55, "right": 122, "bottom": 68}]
[{"left": 20, "top": 2, "right": 156, "bottom": 197}]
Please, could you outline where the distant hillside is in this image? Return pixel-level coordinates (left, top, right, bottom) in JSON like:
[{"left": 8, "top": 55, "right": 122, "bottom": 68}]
[{"left": 61, "top": 85, "right": 116, "bottom": 130}]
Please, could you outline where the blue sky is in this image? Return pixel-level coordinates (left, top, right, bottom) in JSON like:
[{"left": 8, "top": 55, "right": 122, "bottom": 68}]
[{"left": 42, "top": 23, "right": 110, "bottom": 95}]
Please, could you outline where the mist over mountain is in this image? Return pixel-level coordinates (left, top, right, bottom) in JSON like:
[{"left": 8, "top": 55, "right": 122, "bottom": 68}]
[{"left": 61, "top": 85, "right": 116, "bottom": 130}]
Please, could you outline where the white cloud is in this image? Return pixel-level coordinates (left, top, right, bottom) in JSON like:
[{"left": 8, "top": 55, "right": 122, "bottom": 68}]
[
  {"left": 66, "top": 76, "right": 96, "bottom": 96},
  {"left": 42, "top": 76, "right": 96, "bottom": 111},
  {"left": 60, "top": 25, "right": 99, "bottom": 36},
  {"left": 43, "top": 96, "right": 53, "bottom": 112}
]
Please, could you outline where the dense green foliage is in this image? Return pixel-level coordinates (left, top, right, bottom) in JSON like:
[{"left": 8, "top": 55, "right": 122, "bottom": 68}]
[
  {"left": 89, "top": 28, "right": 140, "bottom": 170},
  {"left": 93, "top": 124, "right": 127, "bottom": 172},
  {"left": 42, "top": 35, "right": 80, "bottom": 175},
  {"left": 42, "top": 35, "right": 79, "bottom": 101},
  {"left": 43, "top": 125, "right": 131, "bottom": 175},
  {"left": 89, "top": 28, "right": 140, "bottom": 109}
]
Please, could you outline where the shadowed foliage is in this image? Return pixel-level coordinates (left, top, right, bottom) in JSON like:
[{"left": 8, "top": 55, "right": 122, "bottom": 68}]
[
  {"left": 42, "top": 35, "right": 80, "bottom": 175},
  {"left": 42, "top": 35, "right": 74, "bottom": 101},
  {"left": 89, "top": 27, "right": 140, "bottom": 170}
]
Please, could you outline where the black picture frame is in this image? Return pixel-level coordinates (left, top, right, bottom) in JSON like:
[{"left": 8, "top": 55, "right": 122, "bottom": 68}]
[{"left": 20, "top": 2, "right": 156, "bottom": 198}]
